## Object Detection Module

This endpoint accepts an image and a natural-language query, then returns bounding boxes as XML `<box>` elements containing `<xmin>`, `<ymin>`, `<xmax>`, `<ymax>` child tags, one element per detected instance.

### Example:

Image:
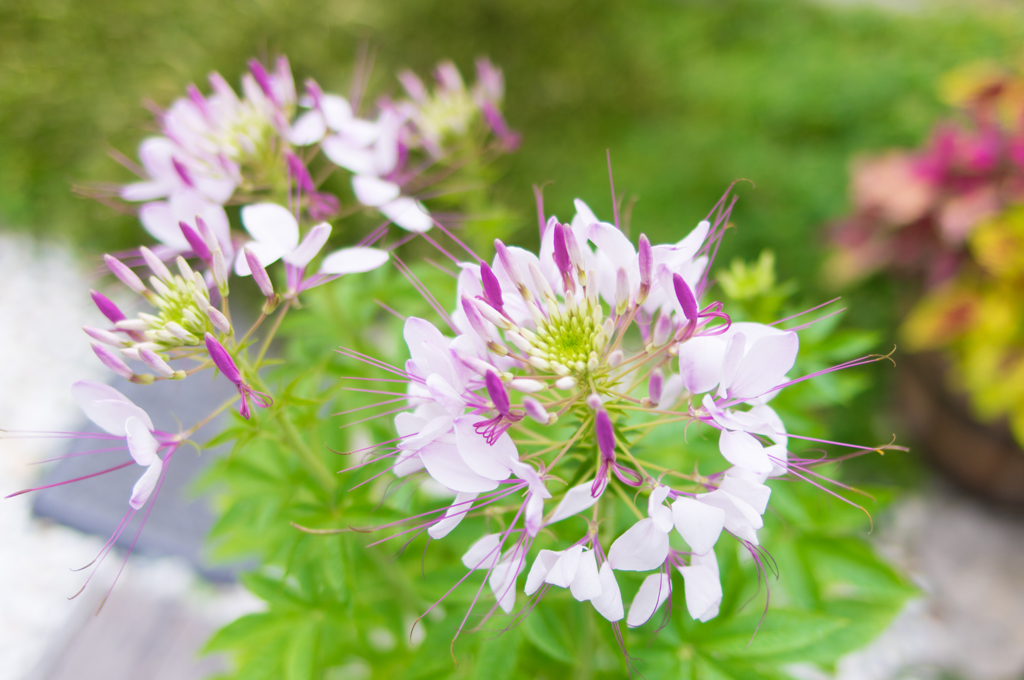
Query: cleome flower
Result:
<box><xmin>332</xmin><ymin>185</ymin><xmax>899</xmax><ymax>656</ymax></box>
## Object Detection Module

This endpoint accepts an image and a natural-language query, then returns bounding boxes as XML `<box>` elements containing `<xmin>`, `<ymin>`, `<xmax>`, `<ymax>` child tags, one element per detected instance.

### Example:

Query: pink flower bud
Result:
<box><xmin>205</xmin><ymin>306</ymin><xmax>231</xmax><ymax>333</ymax></box>
<box><xmin>596</xmin><ymin>409</ymin><xmax>616</xmax><ymax>463</ymax></box>
<box><xmin>90</xmin><ymin>290</ymin><xmax>125</xmax><ymax>323</ymax></box>
<box><xmin>553</xmin><ymin>223</ymin><xmax>572</xmax><ymax>275</ymax></box>
<box><xmin>139</xmin><ymin>348</ymin><xmax>175</xmax><ymax>378</ymax></box>
<box><xmin>92</xmin><ymin>343</ymin><xmax>133</xmax><ymax>380</ymax></box>
<box><xmin>479</xmin><ymin>262</ymin><xmax>504</xmax><ymax>310</ymax></box>
<box><xmin>139</xmin><ymin>246</ymin><xmax>172</xmax><ymax>281</ymax></box>
<box><xmin>83</xmin><ymin>326</ymin><xmax>125</xmax><ymax>347</ymax></box>
<box><xmin>648</xmin><ymin>368</ymin><xmax>664</xmax><ymax>406</ymax></box>
<box><xmin>673</xmin><ymin>273</ymin><xmax>698</xmax><ymax>321</ymax></box>
<box><xmin>638</xmin><ymin>234</ymin><xmax>652</xmax><ymax>301</ymax></box>
<box><xmin>179</xmin><ymin>221</ymin><xmax>212</xmax><ymax>262</ymax></box>
<box><xmin>245</xmin><ymin>248</ymin><xmax>274</xmax><ymax>298</ymax></box>
<box><xmin>523</xmin><ymin>397</ymin><xmax>550</xmax><ymax>424</ymax></box>
<box><xmin>461</xmin><ymin>297</ymin><xmax>492</xmax><ymax>343</ymax></box>
<box><xmin>104</xmin><ymin>255</ymin><xmax>147</xmax><ymax>295</ymax></box>
<box><xmin>204</xmin><ymin>333</ymin><xmax>241</xmax><ymax>385</ymax></box>
<box><xmin>485</xmin><ymin>371</ymin><xmax>511</xmax><ymax>416</ymax></box>
<box><xmin>653</xmin><ymin>313</ymin><xmax>674</xmax><ymax>346</ymax></box>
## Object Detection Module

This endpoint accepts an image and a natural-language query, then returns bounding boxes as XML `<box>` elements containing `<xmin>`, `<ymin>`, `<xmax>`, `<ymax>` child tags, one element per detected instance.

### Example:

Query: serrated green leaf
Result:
<box><xmin>204</xmin><ymin>612</ymin><xmax>300</xmax><ymax>653</ymax></box>
<box><xmin>285</xmin><ymin>620</ymin><xmax>319</xmax><ymax>680</ymax></box>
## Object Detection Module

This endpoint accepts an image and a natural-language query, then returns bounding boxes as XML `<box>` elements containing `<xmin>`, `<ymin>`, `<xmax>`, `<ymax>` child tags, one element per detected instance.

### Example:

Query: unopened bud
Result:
<box><xmin>140</xmin><ymin>246</ymin><xmax>173</xmax><ymax>281</ymax></box>
<box><xmin>554</xmin><ymin>376</ymin><xmax>577</xmax><ymax>390</ymax></box>
<box><xmin>205</xmin><ymin>306</ymin><xmax>231</xmax><ymax>333</ymax></box>
<box><xmin>672</xmin><ymin>273</ymin><xmax>698</xmax><ymax>321</ymax></box>
<box><xmin>139</xmin><ymin>348</ymin><xmax>175</xmax><ymax>378</ymax></box>
<box><xmin>510</xmin><ymin>379</ymin><xmax>545</xmax><ymax>393</ymax></box>
<box><xmin>637</xmin><ymin>234</ymin><xmax>652</xmax><ymax>303</ymax></box>
<box><xmin>648</xmin><ymin>368</ymin><xmax>664</xmax><ymax>406</ymax></box>
<box><xmin>90</xmin><ymin>290</ymin><xmax>126</xmax><ymax>323</ymax></box>
<box><xmin>180</xmin><ymin>221</ymin><xmax>212</xmax><ymax>262</ymax></box>
<box><xmin>91</xmin><ymin>343</ymin><xmax>133</xmax><ymax>380</ymax></box>
<box><xmin>83</xmin><ymin>326</ymin><xmax>125</xmax><ymax>348</ymax></box>
<box><xmin>484</xmin><ymin>371</ymin><xmax>511</xmax><ymax>416</ymax></box>
<box><xmin>523</xmin><ymin>397</ymin><xmax>551</xmax><ymax>425</ymax></box>
<box><xmin>104</xmin><ymin>255</ymin><xmax>147</xmax><ymax>295</ymax></box>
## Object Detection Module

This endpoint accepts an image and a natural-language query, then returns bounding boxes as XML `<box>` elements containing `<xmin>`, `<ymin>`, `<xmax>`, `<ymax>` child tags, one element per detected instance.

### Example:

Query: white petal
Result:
<box><xmin>677</xmin><ymin>335</ymin><xmax>726</xmax><ymax>395</ymax></box>
<box><xmin>547</xmin><ymin>481</ymin><xmax>601</xmax><ymax>525</ymax></box>
<box><xmin>590</xmin><ymin>562</ymin><xmax>624</xmax><ymax>621</ymax></box>
<box><xmin>124</xmin><ymin>416</ymin><xmax>159</xmax><ymax>466</ymax></box>
<box><xmin>544</xmin><ymin>544</ymin><xmax>583</xmax><ymax>588</ymax></box>
<box><xmin>129</xmin><ymin>459</ymin><xmax>163</xmax><ymax>510</ymax></box>
<box><xmin>571</xmin><ymin>199</ymin><xmax>600</xmax><ymax>230</ymax></box>
<box><xmin>627</xmin><ymin>573</ymin><xmax>672</xmax><ymax>628</ymax></box>
<box><xmin>525</xmin><ymin>492</ymin><xmax>545</xmax><ymax>537</ymax></box>
<box><xmin>427</xmin><ymin>492</ymin><xmax>478</xmax><ymax>540</ymax></box>
<box><xmin>729</xmin><ymin>331</ymin><xmax>799</xmax><ymax>401</ymax></box>
<box><xmin>719</xmin><ymin>430</ymin><xmax>773</xmax><ymax>475</ymax></box>
<box><xmin>679</xmin><ymin>553</ymin><xmax>722</xmax><ymax>622</ymax></box>
<box><xmin>138</xmin><ymin>201</ymin><xmax>191</xmax><ymax>251</ymax></box>
<box><xmin>659</xmin><ymin>373</ymin><xmax>684</xmax><ymax>410</ymax></box>
<box><xmin>462</xmin><ymin>533</ymin><xmax>502</xmax><ymax>570</ymax></box>
<box><xmin>321</xmin><ymin>135</ymin><xmax>378</xmax><ymax>174</ymax></box>
<box><xmin>321</xmin><ymin>95</ymin><xmax>354</xmax><ymax>131</ymax></box>
<box><xmin>121</xmin><ymin>181</ymin><xmax>170</xmax><ymax>202</ymax></box>
<box><xmin>419</xmin><ymin>440</ymin><xmax>498</xmax><ymax>493</ymax></box>
<box><xmin>320</xmin><ymin>246</ymin><xmax>390</xmax><ymax>274</ymax></box>
<box><xmin>489</xmin><ymin>545</ymin><xmax>526</xmax><ymax>613</ymax></box>
<box><xmin>607</xmin><ymin>518</ymin><xmax>671</xmax><ymax>572</ymax></box>
<box><xmin>289</xmin><ymin>111</ymin><xmax>327</xmax><ymax>145</ymax></box>
<box><xmin>352</xmin><ymin>175</ymin><xmax>401</xmax><ymax>207</ymax></box>
<box><xmin>671</xmin><ymin>497</ymin><xmax>725</xmax><ymax>556</ymax></box>
<box><xmin>234</xmin><ymin>240</ymin><xmax>289</xmax><ymax>276</ymax></box>
<box><xmin>648</xmin><ymin>485</ymin><xmax>674</xmax><ymax>532</ymax></box>
<box><xmin>240</xmin><ymin>203</ymin><xmax>300</xmax><ymax>251</ymax></box>
<box><xmin>525</xmin><ymin>550</ymin><xmax>560</xmax><ymax>595</ymax></box>
<box><xmin>569</xmin><ymin>550</ymin><xmax>603</xmax><ymax>601</ymax></box>
<box><xmin>380</xmin><ymin>197</ymin><xmax>433</xmax><ymax>232</ymax></box>
<box><xmin>284</xmin><ymin>223</ymin><xmax>332</xmax><ymax>267</ymax></box>
<box><xmin>719</xmin><ymin>475</ymin><xmax>771</xmax><ymax>515</ymax></box>
<box><xmin>453</xmin><ymin>415</ymin><xmax>517</xmax><ymax>480</ymax></box>
<box><xmin>71</xmin><ymin>380</ymin><xmax>152</xmax><ymax>435</ymax></box>
<box><xmin>698</xmin><ymin>489</ymin><xmax>763</xmax><ymax>545</ymax></box>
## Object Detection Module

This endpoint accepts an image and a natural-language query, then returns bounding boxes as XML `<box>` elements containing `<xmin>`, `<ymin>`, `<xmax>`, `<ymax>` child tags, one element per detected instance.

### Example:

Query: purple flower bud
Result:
<box><xmin>245</xmin><ymin>248</ymin><xmax>274</xmax><ymax>298</ymax></box>
<box><xmin>286</xmin><ymin>152</ymin><xmax>315</xmax><ymax>192</ymax></box>
<box><xmin>461</xmin><ymin>297</ymin><xmax>491</xmax><ymax>342</ymax></box>
<box><xmin>205</xmin><ymin>306</ymin><xmax>231</xmax><ymax>334</ymax></box>
<box><xmin>673</xmin><ymin>273</ymin><xmax>698</xmax><ymax>321</ymax></box>
<box><xmin>523</xmin><ymin>397</ymin><xmax>549</xmax><ymax>424</ymax></box>
<box><xmin>83</xmin><ymin>326</ymin><xmax>125</xmax><ymax>347</ymax></box>
<box><xmin>494</xmin><ymin>240</ymin><xmax>525</xmax><ymax>290</ymax></box>
<box><xmin>248</xmin><ymin>59</ymin><xmax>276</xmax><ymax>103</ymax></box>
<box><xmin>553</xmin><ymin>223</ymin><xmax>571</xmax><ymax>275</ymax></box>
<box><xmin>304</xmin><ymin>78</ymin><xmax>324</xmax><ymax>109</ymax></box>
<box><xmin>596</xmin><ymin>409</ymin><xmax>616</xmax><ymax>463</ymax></box>
<box><xmin>92</xmin><ymin>343</ymin><xmax>133</xmax><ymax>380</ymax></box>
<box><xmin>139</xmin><ymin>246</ymin><xmax>172</xmax><ymax>281</ymax></box>
<box><xmin>139</xmin><ymin>348</ymin><xmax>175</xmax><ymax>378</ymax></box>
<box><xmin>204</xmin><ymin>333</ymin><xmax>241</xmax><ymax>385</ymax></box>
<box><xmin>180</xmin><ymin>221</ymin><xmax>212</xmax><ymax>262</ymax></box>
<box><xmin>308</xmin><ymin>192</ymin><xmax>340</xmax><ymax>221</ymax></box>
<box><xmin>587</xmin><ymin>393</ymin><xmax>603</xmax><ymax>410</ymax></box>
<box><xmin>194</xmin><ymin>215</ymin><xmax>217</xmax><ymax>251</ymax></box>
<box><xmin>653</xmin><ymin>313</ymin><xmax>673</xmax><ymax>346</ymax></box>
<box><xmin>171</xmin><ymin>157</ymin><xmax>195</xmax><ymax>188</ymax></box>
<box><xmin>479</xmin><ymin>261</ymin><xmax>504</xmax><ymax>310</ymax></box>
<box><xmin>638</xmin><ymin>234</ymin><xmax>652</xmax><ymax>297</ymax></box>
<box><xmin>187</xmin><ymin>84</ymin><xmax>210</xmax><ymax>119</ymax></box>
<box><xmin>104</xmin><ymin>255</ymin><xmax>147</xmax><ymax>295</ymax></box>
<box><xmin>648</xmin><ymin>368</ymin><xmax>664</xmax><ymax>406</ymax></box>
<box><xmin>90</xmin><ymin>290</ymin><xmax>125</xmax><ymax>323</ymax></box>
<box><xmin>485</xmin><ymin>371</ymin><xmax>511</xmax><ymax>417</ymax></box>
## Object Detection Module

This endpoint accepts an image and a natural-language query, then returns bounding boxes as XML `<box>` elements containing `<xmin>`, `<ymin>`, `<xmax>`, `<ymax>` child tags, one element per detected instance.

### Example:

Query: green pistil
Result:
<box><xmin>145</xmin><ymin>275</ymin><xmax>211</xmax><ymax>347</ymax></box>
<box><xmin>531</xmin><ymin>305</ymin><xmax>607</xmax><ymax>375</ymax></box>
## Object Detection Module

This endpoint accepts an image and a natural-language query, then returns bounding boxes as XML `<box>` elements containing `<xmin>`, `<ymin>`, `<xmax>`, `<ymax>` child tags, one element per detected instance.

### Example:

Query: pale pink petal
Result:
<box><xmin>462</xmin><ymin>534</ymin><xmax>502</xmax><ymax>570</ymax></box>
<box><xmin>352</xmin><ymin>175</ymin><xmax>401</xmax><ymax>207</ymax></box>
<box><xmin>138</xmin><ymin>201</ymin><xmax>191</xmax><ymax>251</ymax></box>
<box><xmin>427</xmin><ymin>491</ymin><xmax>478</xmax><ymax>539</ymax></box>
<box><xmin>719</xmin><ymin>430</ymin><xmax>773</xmax><ymax>475</ymax></box>
<box><xmin>698</xmin><ymin>489</ymin><xmax>763</xmax><ymax>545</ymax></box>
<box><xmin>671</xmin><ymin>497</ymin><xmax>725</xmax><ymax>556</ymax></box>
<box><xmin>547</xmin><ymin>481</ymin><xmax>601</xmax><ymax>525</ymax></box>
<box><xmin>289</xmin><ymin>111</ymin><xmax>327</xmax><ymax>145</ymax></box>
<box><xmin>571</xmin><ymin>199</ymin><xmax>600</xmax><ymax>231</ymax></box>
<box><xmin>679</xmin><ymin>551</ymin><xmax>722</xmax><ymax>622</ymax></box>
<box><xmin>234</xmin><ymin>240</ymin><xmax>290</xmax><ymax>276</ymax></box>
<box><xmin>284</xmin><ymin>223</ymin><xmax>332</xmax><ymax>267</ymax></box>
<box><xmin>321</xmin><ymin>95</ymin><xmax>354</xmax><ymax>131</ymax></box>
<box><xmin>590</xmin><ymin>562</ymin><xmax>624</xmax><ymax>621</ymax></box>
<box><xmin>240</xmin><ymin>203</ymin><xmax>300</xmax><ymax>251</ymax></box>
<box><xmin>729</xmin><ymin>331</ymin><xmax>799</xmax><ymax>402</ymax></box>
<box><xmin>658</xmin><ymin>374</ymin><xmax>684</xmax><ymax>410</ymax></box>
<box><xmin>648</xmin><ymin>485</ymin><xmax>673</xmax><ymax>532</ymax></box>
<box><xmin>626</xmin><ymin>573</ymin><xmax>672</xmax><ymax>627</ymax></box>
<box><xmin>320</xmin><ymin>247</ymin><xmax>390</xmax><ymax>274</ymax></box>
<box><xmin>124</xmin><ymin>416</ymin><xmax>159</xmax><ymax>466</ymax></box>
<box><xmin>525</xmin><ymin>492</ymin><xmax>545</xmax><ymax>537</ymax></box>
<box><xmin>129</xmin><ymin>459</ymin><xmax>162</xmax><ymax>510</ymax></box>
<box><xmin>719</xmin><ymin>475</ymin><xmax>771</xmax><ymax>515</ymax></box>
<box><xmin>544</xmin><ymin>544</ymin><xmax>583</xmax><ymax>588</ymax></box>
<box><xmin>568</xmin><ymin>549</ymin><xmax>603</xmax><ymax>601</ymax></box>
<box><xmin>525</xmin><ymin>550</ymin><xmax>560</xmax><ymax>595</ymax></box>
<box><xmin>489</xmin><ymin>544</ymin><xmax>526</xmax><ymax>613</ymax></box>
<box><xmin>454</xmin><ymin>415</ymin><xmax>517</xmax><ymax>480</ymax></box>
<box><xmin>419</xmin><ymin>440</ymin><xmax>498</xmax><ymax>493</ymax></box>
<box><xmin>71</xmin><ymin>380</ymin><xmax>152</xmax><ymax>435</ymax></box>
<box><xmin>321</xmin><ymin>135</ymin><xmax>377</xmax><ymax>174</ymax></box>
<box><xmin>380</xmin><ymin>197</ymin><xmax>433</xmax><ymax>232</ymax></box>
<box><xmin>677</xmin><ymin>335</ymin><xmax>726</xmax><ymax>395</ymax></box>
<box><xmin>607</xmin><ymin>518</ymin><xmax>670</xmax><ymax>572</ymax></box>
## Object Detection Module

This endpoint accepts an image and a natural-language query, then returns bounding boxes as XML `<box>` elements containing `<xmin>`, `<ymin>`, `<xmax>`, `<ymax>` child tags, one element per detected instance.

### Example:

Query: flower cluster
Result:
<box><xmin>827</xmin><ymin>61</ymin><xmax>1024</xmax><ymax>445</ymax></box>
<box><xmin>341</xmin><ymin>191</ymin><xmax>893</xmax><ymax>643</ymax></box>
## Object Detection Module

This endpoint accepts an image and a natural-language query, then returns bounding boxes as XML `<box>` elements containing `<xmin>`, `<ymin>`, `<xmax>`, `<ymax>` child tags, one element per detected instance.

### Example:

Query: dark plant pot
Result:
<box><xmin>898</xmin><ymin>352</ymin><xmax>1024</xmax><ymax>506</ymax></box>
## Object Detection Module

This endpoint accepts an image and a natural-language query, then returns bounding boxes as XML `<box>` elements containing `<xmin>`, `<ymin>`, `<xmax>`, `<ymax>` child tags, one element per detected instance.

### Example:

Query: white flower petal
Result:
<box><xmin>544</xmin><ymin>544</ymin><xmax>583</xmax><ymax>588</ymax></box>
<box><xmin>671</xmin><ymin>497</ymin><xmax>725</xmax><ymax>556</ymax></box>
<box><xmin>380</xmin><ymin>197</ymin><xmax>433</xmax><ymax>232</ymax></box>
<box><xmin>489</xmin><ymin>545</ymin><xmax>526</xmax><ymax>614</ymax></box>
<box><xmin>569</xmin><ymin>549</ymin><xmax>603</xmax><ymax>601</ymax></box>
<box><xmin>352</xmin><ymin>175</ymin><xmax>401</xmax><ymax>207</ymax></box>
<box><xmin>463</xmin><ymin>534</ymin><xmax>502</xmax><ymax>570</ymax></box>
<box><xmin>453</xmin><ymin>415</ymin><xmax>518</xmax><ymax>480</ymax></box>
<box><xmin>289</xmin><ymin>110</ymin><xmax>327</xmax><ymax>145</ymax></box>
<box><xmin>627</xmin><ymin>573</ymin><xmax>672</xmax><ymax>628</ymax></box>
<box><xmin>547</xmin><ymin>481</ymin><xmax>601</xmax><ymax>525</ymax></box>
<box><xmin>607</xmin><ymin>518</ymin><xmax>671</xmax><ymax>572</ymax></box>
<box><xmin>129</xmin><ymin>458</ymin><xmax>162</xmax><ymax>510</ymax></box>
<box><xmin>71</xmin><ymin>380</ymin><xmax>152</xmax><ymax>435</ymax></box>
<box><xmin>677</xmin><ymin>335</ymin><xmax>726</xmax><ymax>395</ymax></box>
<box><xmin>590</xmin><ymin>562</ymin><xmax>624</xmax><ymax>622</ymax></box>
<box><xmin>234</xmin><ymin>240</ymin><xmax>290</xmax><ymax>276</ymax></box>
<box><xmin>419</xmin><ymin>440</ymin><xmax>498</xmax><ymax>493</ymax></box>
<box><xmin>321</xmin><ymin>135</ymin><xmax>378</xmax><ymax>174</ymax></box>
<box><xmin>283</xmin><ymin>223</ymin><xmax>332</xmax><ymax>267</ymax></box>
<box><xmin>679</xmin><ymin>551</ymin><xmax>722</xmax><ymax>622</ymax></box>
<box><xmin>427</xmin><ymin>491</ymin><xmax>478</xmax><ymax>540</ymax></box>
<box><xmin>719</xmin><ymin>475</ymin><xmax>771</xmax><ymax>515</ymax></box>
<box><xmin>648</xmin><ymin>485</ymin><xmax>674</xmax><ymax>532</ymax></box>
<box><xmin>319</xmin><ymin>247</ymin><xmax>390</xmax><ymax>275</ymax></box>
<box><xmin>240</xmin><ymin>203</ymin><xmax>300</xmax><ymax>251</ymax></box>
<box><xmin>124</xmin><ymin>416</ymin><xmax>159</xmax><ymax>466</ymax></box>
<box><xmin>525</xmin><ymin>550</ymin><xmax>560</xmax><ymax>595</ymax></box>
<box><xmin>729</xmin><ymin>331</ymin><xmax>799</xmax><ymax>402</ymax></box>
<box><xmin>320</xmin><ymin>95</ymin><xmax>354</xmax><ymax>131</ymax></box>
<box><xmin>719</xmin><ymin>430</ymin><xmax>773</xmax><ymax>475</ymax></box>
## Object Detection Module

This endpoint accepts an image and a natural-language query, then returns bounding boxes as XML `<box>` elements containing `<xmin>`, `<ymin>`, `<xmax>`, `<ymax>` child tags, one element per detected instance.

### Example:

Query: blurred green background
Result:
<box><xmin>4</xmin><ymin>0</ymin><xmax>1024</xmax><ymax>467</ymax></box>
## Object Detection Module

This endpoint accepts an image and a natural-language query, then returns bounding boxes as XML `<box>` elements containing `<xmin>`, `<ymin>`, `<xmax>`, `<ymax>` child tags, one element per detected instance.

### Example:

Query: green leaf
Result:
<box><xmin>284</xmin><ymin>620</ymin><xmax>319</xmax><ymax>680</ymax></box>
<box><xmin>471</xmin><ymin>629</ymin><xmax>521</xmax><ymax>680</ymax></box>
<box><xmin>522</xmin><ymin>606</ymin><xmax>574</xmax><ymax>665</ymax></box>
<box><xmin>204</xmin><ymin>612</ymin><xmax>300</xmax><ymax>653</ymax></box>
